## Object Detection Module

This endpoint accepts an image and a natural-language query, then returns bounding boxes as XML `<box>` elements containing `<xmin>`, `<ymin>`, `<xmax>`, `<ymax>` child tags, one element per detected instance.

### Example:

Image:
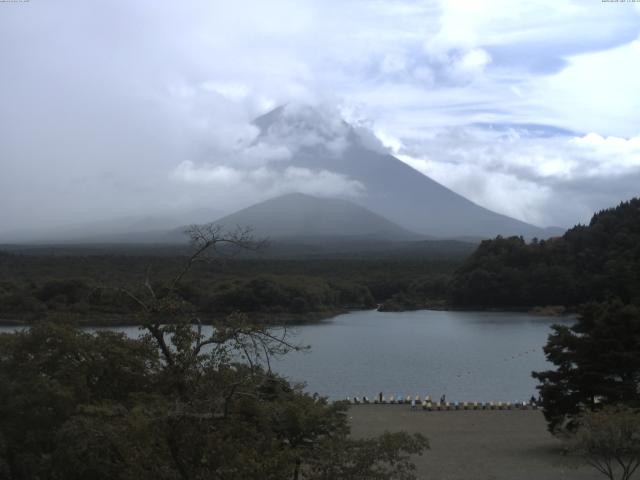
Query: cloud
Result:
<box><xmin>258</xmin><ymin>104</ymin><xmax>352</xmax><ymax>157</ymax></box>
<box><xmin>172</xmin><ymin>162</ymin><xmax>365</xmax><ymax>198</ymax></box>
<box><xmin>171</xmin><ymin>100</ymin><xmax>367</xmax><ymax>202</ymax></box>
<box><xmin>0</xmin><ymin>0</ymin><xmax>639</xmax><ymax>231</ymax></box>
<box><xmin>525</xmin><ymin>38</ymin><xmax>640</xmax><ymax>137</ymax></box>
<box><xmin>570</xmin><ymin>133</ymin><xmax>640</xmax><ymax>173</ymax></box>
<box><xmin>447</xmin><ymin>48</ymin><xmax>492</xmax><ymax>83</ymax></box>
<box><xmin>395</xmin><ymin>126</ymin><xmax>640</xmax><ymax>227</ymax></box>
<box><xmin>173</xmin><ymin>163</ymin><xmax>244</xmax><ymax>185</ymax></box>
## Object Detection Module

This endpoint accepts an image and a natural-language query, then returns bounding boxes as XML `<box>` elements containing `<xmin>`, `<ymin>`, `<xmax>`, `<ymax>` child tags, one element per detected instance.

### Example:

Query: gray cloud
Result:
<box><xmin>0</xmin><ymin>0</ymin><xmax>639</xmax><ymax>232</ymax></box>
<box><xmin>396</xmin><ymin>127</ymin><xmax>640</xmax><ymax>227</ymax></box>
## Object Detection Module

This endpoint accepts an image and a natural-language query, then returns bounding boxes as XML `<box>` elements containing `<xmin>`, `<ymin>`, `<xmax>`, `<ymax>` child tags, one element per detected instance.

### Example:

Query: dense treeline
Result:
<box><xmin>4</xmin><ymin>198</ymin><xmax>639</xmax><ymax>320</ymax></box>
<box><xmin>0</xmin><ymin>253</ymin><xmax>460</xmax><ymax>324</ymax></box>
<box><xmin>450</xmin><ymin>198</ymin><xmax>640</xmax><ymax>308</ymax></box>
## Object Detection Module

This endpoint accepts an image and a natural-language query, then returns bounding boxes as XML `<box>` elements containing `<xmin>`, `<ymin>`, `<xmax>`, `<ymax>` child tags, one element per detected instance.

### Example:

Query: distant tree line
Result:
<box><xmin>450</xmin><ymin>198</ymin><xmax>640</xmax><ymax>309</ymax></box>
<box><xmin>0</xmin><ymin>254</ymin><xmax>459</xmax><ymax>324</ymax></box>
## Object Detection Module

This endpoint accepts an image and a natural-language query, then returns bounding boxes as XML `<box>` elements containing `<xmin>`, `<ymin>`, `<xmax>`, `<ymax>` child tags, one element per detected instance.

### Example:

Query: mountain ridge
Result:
<box><xmin>1</xmin><ymin>105</ymin><xmax>567</xmax><ymax>244</ymax></box>
<box><xmin>207</xmin><ymin>192</ymin><xmax>424</xmax><ymax>241</ymax></box>
<box><xmin>254</xmin><ymin>105</ymin><xmax>565</xmax><ymax>239</ymax></box>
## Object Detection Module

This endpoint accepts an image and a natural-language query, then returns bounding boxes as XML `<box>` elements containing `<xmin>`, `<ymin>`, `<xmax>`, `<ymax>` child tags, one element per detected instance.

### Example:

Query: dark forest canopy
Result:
<box><xmin>0</xmin><ymin>252</ymin><xmax>461</xmax><ymax>325</ymax></box>
<box><xmin>450</xmin><ymin>198</ymin><xmax>640</xmax><ymax>309</ymax></box>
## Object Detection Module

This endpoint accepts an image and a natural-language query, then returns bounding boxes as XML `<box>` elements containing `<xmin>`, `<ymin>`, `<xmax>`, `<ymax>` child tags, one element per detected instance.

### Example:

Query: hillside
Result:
<box><xmin>254</xmin><ymin>105</ymin><xmax>564</xmax><ymax>239</ymax></box>
<box><xmin>209</xmin><ymin>192</ymin><xmax>422</xmax><ymax>241</ymax></box>
<box><xmin>449</xmin><ymin>198</ymin><xmax>640</xmax><ymax>308</ymax></box>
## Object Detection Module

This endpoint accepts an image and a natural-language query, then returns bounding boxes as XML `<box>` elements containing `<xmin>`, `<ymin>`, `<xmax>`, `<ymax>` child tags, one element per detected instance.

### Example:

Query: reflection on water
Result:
<box><xmin>0</xmin><ymin>309</ymin><xmax>573</xmax><ymax>402</ymax></box>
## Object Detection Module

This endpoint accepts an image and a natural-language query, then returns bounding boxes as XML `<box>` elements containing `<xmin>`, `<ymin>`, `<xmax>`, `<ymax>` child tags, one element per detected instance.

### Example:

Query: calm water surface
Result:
<box><xmin>1</xmin><ymin>309</ymin><xmax>572</xmax><ymax>402</ymax></box>
<box><xmin>270</xmin><ymin>309</ymin><xmax>572</xmax><ymax>402</ymax></box>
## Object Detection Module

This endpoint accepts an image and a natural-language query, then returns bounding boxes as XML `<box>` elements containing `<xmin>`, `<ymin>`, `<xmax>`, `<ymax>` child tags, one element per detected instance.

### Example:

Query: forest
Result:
<box><xmin>2</xmin><ymin>198</ymin><xmax>639</xmax><ymax>325</ymax></box>
<box><xmin>0</xmin><ymin>247</ymin><xmax>463</xmax><ymax>325</ymax></box>
<box><xmin>449</xmin><ymin>198</ymin><xmax>640</xmax><ymax>309</ymax></box>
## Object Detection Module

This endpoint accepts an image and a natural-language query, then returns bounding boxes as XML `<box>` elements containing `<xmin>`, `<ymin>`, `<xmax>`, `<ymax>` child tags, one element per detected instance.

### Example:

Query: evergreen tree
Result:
<box><xmin>533</xmin><ymin>300</ymin><xmax>640</xmax><ymax>433</ymax></box>
<box><xmin>451</xmin><ymin>198</ymin><xmax>640</xmax><ymax>308</ymax></box>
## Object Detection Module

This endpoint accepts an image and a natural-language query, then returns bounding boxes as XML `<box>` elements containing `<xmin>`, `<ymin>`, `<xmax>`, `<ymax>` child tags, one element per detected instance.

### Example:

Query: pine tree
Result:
<box><xmin>533</xmin><ymin>300</ymin><xmax>640</xmax><ymax>433</ymax></box>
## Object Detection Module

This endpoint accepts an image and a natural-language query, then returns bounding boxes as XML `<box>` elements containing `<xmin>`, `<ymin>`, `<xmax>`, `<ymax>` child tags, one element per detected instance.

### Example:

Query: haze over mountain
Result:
<box><xmin>0</xmin><ymin>208</ymin><xmax>223</xmax><ymax>244</ymax></box>
<box><xmin>2</xmin><ymin>2</ymin><xmax>638</xmax><ymax>238</ymax></box>
<box><xmin>252</xmin><ymin>105</ymin><xmax>564</xmax><ymax>239</ymax></box>
<box><xmin>209</xmin><ymin>192</ymin><xmax>421</xmax><ymax>241</ymax></box>
<box><xmin>0</xmin><ymin>104</ymin><xmax>566</xmax><ymax>245</ymax></box>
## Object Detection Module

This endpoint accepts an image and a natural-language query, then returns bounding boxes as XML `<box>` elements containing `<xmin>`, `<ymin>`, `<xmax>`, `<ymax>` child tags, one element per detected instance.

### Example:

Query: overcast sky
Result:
<box><xmin>1</xmin><ymin>0</ymin><xmax>639</xmax><ymax>232</ymax></box>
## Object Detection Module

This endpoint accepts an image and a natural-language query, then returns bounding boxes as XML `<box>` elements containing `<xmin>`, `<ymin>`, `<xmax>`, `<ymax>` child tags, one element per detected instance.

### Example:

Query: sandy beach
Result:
<box><xmin>349</xmin><ymin>405</ymin><xmax>602</xmax><ymax>480</ymax></box>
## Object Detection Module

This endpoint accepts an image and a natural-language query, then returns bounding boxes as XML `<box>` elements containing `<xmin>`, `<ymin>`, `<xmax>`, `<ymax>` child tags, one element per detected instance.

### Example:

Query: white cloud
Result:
<box><xmin>173</xmin><ymin>162</ymin><xmax>243</xmax><ymax>184</ymax></box>
<box><xmin>527</xmin><ymin>38</ymin><xmax>640</xmax><ymax>137</ymax></box>
<box><xmin>395</xmin><ymin>126</ymin><xmax>640</xmax><ymax>227</ymax></box>
<box><xmin>0</xmin><ymin>0</ymin><xmax>639</xmax><ymax>230</ymax></box>
<box><xmin>172</xmin><ymin>161</ymin><xmax>365</xmax><ymax>199</ymax></box>
<box><xmin>448</xmin><ymin>48</ymin><xmax>492</xmax><ymax>82</ymax></box>
<box><xmin>279</xmin><ymin>167</ymin><xmax>365</xmax><ymax>197</ymax></box>
<box><xmin>573</xmin><ymin>132</ymin><xmax>640</xmax><ymax>156</ymax></box>
<box><xmin>201</xmin><ymin>81</ymin><xmax>251</xmax><ymax>102</ymax></box>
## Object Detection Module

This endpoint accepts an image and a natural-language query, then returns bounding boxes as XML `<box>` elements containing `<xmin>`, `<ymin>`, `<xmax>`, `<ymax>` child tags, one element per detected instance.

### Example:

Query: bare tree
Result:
<box><xmin>569</xmin><ymin>406</ymin><xmax>640</xmax><ymax>480</ymax></box>
<box><xmin>118</xmin><ymin>223</ymin><xmax>301</xmax><ymax>385</ymax></box>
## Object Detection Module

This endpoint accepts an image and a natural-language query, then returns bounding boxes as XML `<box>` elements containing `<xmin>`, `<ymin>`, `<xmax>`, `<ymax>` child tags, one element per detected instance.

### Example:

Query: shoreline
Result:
<box><xmin>0</xmin><ymin>305</ymin><xmax>576</xmax><ymax>328</ymax></box>
<box><xmin>379</xmin><ymin>304</ymin><xmax>577</xmax><ymax>316</ymax></box>
<box><xmin>0</xmin><ymin>309</ymin><xmax>348</xmax><ymax>328</ymax></box>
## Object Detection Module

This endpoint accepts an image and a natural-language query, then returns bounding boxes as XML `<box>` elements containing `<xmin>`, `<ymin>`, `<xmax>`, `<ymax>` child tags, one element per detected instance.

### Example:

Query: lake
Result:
<box><xmin>270</xmin><ymin>309</ymin><xmax>572</xmax><ymax>402</ymax></box>
<box><xmin>0</xmin><ymin>309</ymin><xmax>572</xmax><ymax>403</ymax></box>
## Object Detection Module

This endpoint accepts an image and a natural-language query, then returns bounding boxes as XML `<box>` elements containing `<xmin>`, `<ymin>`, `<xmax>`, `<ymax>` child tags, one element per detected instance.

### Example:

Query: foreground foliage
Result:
<box><xmin>569</xmin><ymin>406</ymin><xmax>640</xmax><ymax>480</ymax></box>
<box><xmin>0</xmin><ymin>225</ymin><xmax>427</xmax><ymax>479</ymax></box>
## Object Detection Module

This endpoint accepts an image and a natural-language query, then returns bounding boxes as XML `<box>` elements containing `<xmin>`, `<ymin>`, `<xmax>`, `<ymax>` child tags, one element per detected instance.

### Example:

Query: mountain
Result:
<box><xmin>254</xmin><ymin>105</ymin><xmax>564</xmax><ymax>239</ymax></box>
<box><xmin>210</xmin><ymin>192</ymin><xmax>422</xmax><ymax>241</ymax></box>
<box><xmin>2</xmin><ymin>105</ymin><xmax>565</xmax><ymax>245</ymax></box>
